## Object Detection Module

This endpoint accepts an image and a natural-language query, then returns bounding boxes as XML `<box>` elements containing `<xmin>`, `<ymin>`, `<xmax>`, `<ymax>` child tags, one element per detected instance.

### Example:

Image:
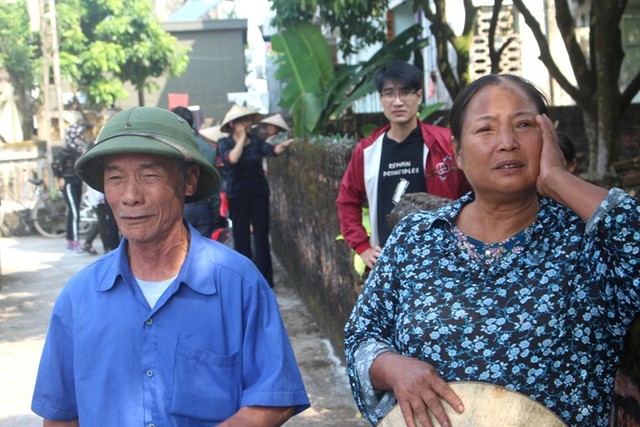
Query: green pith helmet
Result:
<box><xmin>75</xmin><ymin>107</ymin><xmax>220</xmax><ymax>203</ymax></box>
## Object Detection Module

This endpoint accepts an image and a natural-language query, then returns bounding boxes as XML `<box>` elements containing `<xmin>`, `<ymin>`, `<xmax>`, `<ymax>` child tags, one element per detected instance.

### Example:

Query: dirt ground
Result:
<box><xmin>0</xmin><ymin>235</ymin><xmax>368</xmax><ymax>427</ymax></box>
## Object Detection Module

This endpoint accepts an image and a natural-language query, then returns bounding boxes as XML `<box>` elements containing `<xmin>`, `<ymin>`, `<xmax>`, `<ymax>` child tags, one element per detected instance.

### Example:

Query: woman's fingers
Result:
<box><xmin>395</xmin><ymin>367</ymin><xmax>462</xmax><ymax>427</ymax></box>
<box><xmin>536</xmin><ymin>114</ymin><xmax>565</xmax><ymax>169</ymax></box>
<box><xmin>398</xmin><ymin>399</ymin><xmax>432</xmax><ymax>427</ymax></box>
<box><xmin>373</xmin><ymin>354</ymin><xmax>464</xmax><ymax>426</ymax></box>
<box><xmin>398</xmin><ymin>388</ymin><xmax>458</xmax><ymax>427</ymax></box>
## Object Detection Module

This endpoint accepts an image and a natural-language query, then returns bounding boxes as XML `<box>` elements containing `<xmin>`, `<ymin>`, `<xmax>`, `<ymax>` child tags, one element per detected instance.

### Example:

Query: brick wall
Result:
<box><xmin>269</xmin><ymin>141</ymin><xmax>361</xmax><ymax>357</ymax></box>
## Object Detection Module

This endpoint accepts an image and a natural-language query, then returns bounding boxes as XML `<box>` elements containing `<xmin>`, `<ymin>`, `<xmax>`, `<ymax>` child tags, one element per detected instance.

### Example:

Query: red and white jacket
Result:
<box><xmin>336</xmin><ymin>121</ymin><xmax>470</xmax><ymax>254</ymax></box>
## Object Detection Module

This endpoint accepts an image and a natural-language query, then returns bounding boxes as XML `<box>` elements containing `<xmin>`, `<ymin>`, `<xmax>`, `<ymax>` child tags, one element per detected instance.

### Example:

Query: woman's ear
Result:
<box><xmin>451</xmin><ymin>136</ymin><xmax>463</xmax><ymax>170</ymax></box>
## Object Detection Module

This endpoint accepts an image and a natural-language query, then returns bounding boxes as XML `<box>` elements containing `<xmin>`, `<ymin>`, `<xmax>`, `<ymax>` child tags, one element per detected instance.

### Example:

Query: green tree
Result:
<box><xmin>414</xmin><ymin>0</ymin><xmax>477</xmax><ymax>98</ymax></box>
<box><xmin>271</xmin><ymin>23</ymin><xmax>425</xmax><ymax>137</ymax></box>
<box><xmin>0</xmin><ymin>1</ymin><xmax>41</xmax><ymax>140</ymax></box>
<box><xmin>270</xmin><ymin>0</ymin><xmax>478</xmax><ymax>100</ymax></box>
<box><xmin>57</xmin><ymin>0</ymin><xmax>190</xmax><ymax>107</ymax></box>
<box><xmin>272</xmin><ymin>0</ymin><xmax>639</xmax><ymax>175</ymax></box>
<box><xmin>270</xmin><ymin>0</ymin><xmax>390</xmax><ymax>57</ymax></box>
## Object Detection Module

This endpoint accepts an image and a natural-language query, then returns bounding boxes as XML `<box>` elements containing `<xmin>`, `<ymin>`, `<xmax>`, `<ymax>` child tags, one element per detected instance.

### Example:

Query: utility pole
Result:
<box><xmin>48</xmin><ymin>0</ymin><xmax>65</xmax><ymax>147</ymax></box>
<box><xmin>37</xmin><ymin>0</ymin><xmax>65</xmax><ymax>188</ymax></box>
<box><xmin>27</xmin><ymin>0</ymin><xmax>64</xmax><ymax>185</ymax></box>
<box><xmin>38</xmin><ymin>0</ymin><xmax>52</xmax><ymax>163</ymax></box>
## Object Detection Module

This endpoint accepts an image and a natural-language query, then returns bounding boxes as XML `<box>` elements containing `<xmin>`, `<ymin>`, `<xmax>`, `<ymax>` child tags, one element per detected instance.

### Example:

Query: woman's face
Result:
<box><xmin>234</xmin><ymin>116</ymin><xmax>254</xmax><ymax>131</ymax></box>
<box><xmin>265</xmin><ymin>124</ymin><xmax>280</xmax><ymax>136</ymax></box>
<box><xmin>454</xmin><ymin>82</ymin><xmax>542</xmax><ymax>199</ymax></box>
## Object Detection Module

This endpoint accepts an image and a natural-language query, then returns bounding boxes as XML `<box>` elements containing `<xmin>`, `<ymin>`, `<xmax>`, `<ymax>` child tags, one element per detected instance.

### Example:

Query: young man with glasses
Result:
<box><xmin>336</xmin><ymin>61</ymin><xmax>470</xmax><ymax>269</ymax></box>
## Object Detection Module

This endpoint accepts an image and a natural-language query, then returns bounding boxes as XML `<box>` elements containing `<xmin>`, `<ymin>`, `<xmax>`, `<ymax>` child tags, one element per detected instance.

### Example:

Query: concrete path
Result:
<box><xmin>0</xmin><ymin>235</ymin><xmax>368</xmax><ymax>426</ymax></box>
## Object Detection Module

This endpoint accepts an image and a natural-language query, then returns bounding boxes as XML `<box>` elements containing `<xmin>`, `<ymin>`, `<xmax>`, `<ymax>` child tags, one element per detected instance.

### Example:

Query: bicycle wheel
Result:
<box><xmin>79</xmin><ymin>201</ymin><xmax>98</xmax><ymax>236</ymax></box>
<box><xmin>32</xmin><ymin>193</ymin><xmax>67</xmax><ymax>238</ymax></box>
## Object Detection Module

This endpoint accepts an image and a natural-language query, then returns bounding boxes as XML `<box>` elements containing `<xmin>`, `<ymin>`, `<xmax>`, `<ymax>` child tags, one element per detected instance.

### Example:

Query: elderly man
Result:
<box><xmin>32</xmin><ymin>107</ymin><xmax>309</xmax><ymax>427</ymax></box>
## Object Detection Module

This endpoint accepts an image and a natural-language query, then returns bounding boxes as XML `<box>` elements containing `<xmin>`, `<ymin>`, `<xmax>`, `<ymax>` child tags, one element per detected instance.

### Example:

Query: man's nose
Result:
<box><xmin>121</xmin><ymin>178</ymin><xmax>144</xmax><ymax>205</ymax></box>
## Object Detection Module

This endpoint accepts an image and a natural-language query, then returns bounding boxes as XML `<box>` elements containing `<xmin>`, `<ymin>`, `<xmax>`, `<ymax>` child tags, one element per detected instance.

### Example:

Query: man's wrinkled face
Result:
<box><xmin>103</xmin><ymin>153</ymin><xmax>198</xmax><ymax>244</ymax></box>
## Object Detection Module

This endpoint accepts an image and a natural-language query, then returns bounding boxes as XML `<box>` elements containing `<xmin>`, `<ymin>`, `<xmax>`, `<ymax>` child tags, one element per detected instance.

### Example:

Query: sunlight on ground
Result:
<box><xmin>1</xmin><ymin>237</ymin><xmax>65</xmax><ymax>275</ymax></box>
<box><xmin>0</xmin><ymin>338</ymin><xmax>42</xmax><ymax>421</ymax></box>
<box><xmin>0</xmin><ymin>291</ymin><xmax>36</xmax><ymax>320</ymax></box>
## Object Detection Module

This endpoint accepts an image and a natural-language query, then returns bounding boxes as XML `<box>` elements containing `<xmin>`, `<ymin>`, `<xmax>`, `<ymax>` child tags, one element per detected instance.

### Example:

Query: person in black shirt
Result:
<box><xmin>217</xmin><ymin>105</ymin><xmax>293</xmax><ymax>286</ymax></box>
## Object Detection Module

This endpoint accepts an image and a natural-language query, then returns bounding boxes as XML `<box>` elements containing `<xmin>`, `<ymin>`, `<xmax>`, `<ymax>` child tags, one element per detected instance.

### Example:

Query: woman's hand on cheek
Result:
<box><xmin>535</xmin><ymin>114</ymin><xmax>569</xmax><ymax>197</ymax></box>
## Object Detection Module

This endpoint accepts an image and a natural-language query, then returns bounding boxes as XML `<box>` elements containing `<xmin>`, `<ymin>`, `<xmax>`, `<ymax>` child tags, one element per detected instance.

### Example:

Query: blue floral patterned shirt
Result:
<box><xmin>344</xmin><ymin>188</ymin><xmax>640</xmax><ymax>426</ymax></box>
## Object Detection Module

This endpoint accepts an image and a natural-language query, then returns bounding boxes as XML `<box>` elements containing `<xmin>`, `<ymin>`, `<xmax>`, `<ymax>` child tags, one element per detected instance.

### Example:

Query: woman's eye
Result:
<box><xmin>517</xmin><ymin>121</ymin><xmax>533</xmax><ymax>128</ymax></box>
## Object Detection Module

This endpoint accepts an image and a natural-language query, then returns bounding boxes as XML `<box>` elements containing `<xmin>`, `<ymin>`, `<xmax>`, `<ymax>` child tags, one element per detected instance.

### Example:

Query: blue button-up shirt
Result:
<box><xmin>32</xmin><ymin>224</ymin><xmax>309</xmax><ymax>425</ymax></box>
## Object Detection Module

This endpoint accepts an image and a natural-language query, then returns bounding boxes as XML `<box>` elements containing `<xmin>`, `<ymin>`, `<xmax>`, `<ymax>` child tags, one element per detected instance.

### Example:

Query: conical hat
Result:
<box><xmin>220</xmin><ymin>104</ymin><xmax>259</xmax><ymax>132</ymax></box>
<box><xmin>199</xmin><ymin>125</ymin><xmax>227</xmax><ymax>142</ymax></box>
<box><xmin>260</xmin><ymin>113</ymin><xmax>289</xmax><ymax>132</ymax></box>
<box><xmin>378</xmin><ymin>382</ymin><xmax>567</xmax><ymax>427</ymax></box>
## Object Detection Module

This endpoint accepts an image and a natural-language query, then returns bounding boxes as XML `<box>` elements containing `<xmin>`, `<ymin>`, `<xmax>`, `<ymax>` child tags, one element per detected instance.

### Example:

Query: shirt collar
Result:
<box><xmin>95</xmin><ymin>222</ymin><xmax>217</xmax><ymax>296</ymax></box>
<box><xmin>418</xmin><ymin>192</ymin><xmax>550</xmax><ymax>235</ymax></box>
<box><xmin>417</xmin><ymin>191</ymin><xmax>474</xmax><ymax>232</ymax></box>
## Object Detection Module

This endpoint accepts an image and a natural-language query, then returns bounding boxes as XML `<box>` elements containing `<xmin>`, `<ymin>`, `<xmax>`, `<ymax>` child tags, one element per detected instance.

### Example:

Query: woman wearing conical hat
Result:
<box><xmin>217</xmin><ymin>105</ymin><xmax>294</xmax><ymax>287</ymax></box>
<box><xmin>260</xmin><ymin>113</ymin><xmax>290</xmax><ymax>143</ymax></box>
<box><xmin>259</xmin><ymin>113</ymin><xmax>293</xmax><ymax>173</ymax></box>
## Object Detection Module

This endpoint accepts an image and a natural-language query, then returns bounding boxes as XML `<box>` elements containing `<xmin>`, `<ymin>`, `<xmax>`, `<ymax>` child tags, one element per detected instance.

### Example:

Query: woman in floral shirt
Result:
<box><xmin>344</xmin><ymin>74</ymin><xmax>640</xmax><ymax>427</ymax></box>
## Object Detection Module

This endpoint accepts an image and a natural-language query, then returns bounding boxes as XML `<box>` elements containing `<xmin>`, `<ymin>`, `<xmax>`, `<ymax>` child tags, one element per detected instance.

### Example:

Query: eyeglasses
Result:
<box><xmin>379</xmin><ymin>88</ymin><xmax>419</xmax><ymax>101</ymax></box>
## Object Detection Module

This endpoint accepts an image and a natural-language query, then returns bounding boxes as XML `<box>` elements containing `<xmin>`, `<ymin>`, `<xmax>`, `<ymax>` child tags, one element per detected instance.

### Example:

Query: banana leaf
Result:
<box><xmin>272</xmin><ymin>23</ymin><xmax>430</xmax><ymax>136</ymax></box>
<box><xmin>322</xmin><ymin>24</ymin><xmax>429</xmax><ymax>122</ymax></box>
<box><xmin>271</xmin><ymin>23</ymin><xmax>335</xmax><ymax>137</ymax></box>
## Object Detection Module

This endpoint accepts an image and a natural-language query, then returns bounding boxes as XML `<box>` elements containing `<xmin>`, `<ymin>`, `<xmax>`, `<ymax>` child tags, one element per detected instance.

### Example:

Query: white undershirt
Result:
<box><xmin>136</xmin><ymin>276</ymin><xmax>177</xmax><ymax>308</ymax></box>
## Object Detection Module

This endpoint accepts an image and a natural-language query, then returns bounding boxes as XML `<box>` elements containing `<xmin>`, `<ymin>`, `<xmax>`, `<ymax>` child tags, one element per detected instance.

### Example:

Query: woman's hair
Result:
<box><xmin>374</xmin><ymin>61</ymin><xmax>423</xmax><ymax>93</ymax></box>
<box><xmin>556</xmin><ymin>131</ymin><xmax>576</xmax><ymax>164</ymax></box>
<box><xmin>449</xmin><ymin>74</ymin><xmax>549</xmax><ymax>146</ymax></box>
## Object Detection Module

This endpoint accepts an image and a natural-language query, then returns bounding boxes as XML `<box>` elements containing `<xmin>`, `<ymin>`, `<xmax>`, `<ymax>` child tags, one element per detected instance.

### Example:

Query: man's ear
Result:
<box><xmin>185</xmin><ymin>164</ymin><xmax>200</xmax><ymax>197</ymax></box>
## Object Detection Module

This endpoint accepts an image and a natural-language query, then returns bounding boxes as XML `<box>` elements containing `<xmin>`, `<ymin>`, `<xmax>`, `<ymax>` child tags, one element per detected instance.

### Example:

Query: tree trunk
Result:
<box><xmin>582</xmin><ymin>108</ymin><xmax>599</xmax><ymax>177</ymax></box>
<box><xmin>420</xmin><ymin>0</ymin><xmax>476</xmax><ymax>100</ymax></box>
<box><xmin>594</xmin><ymin>0</ymin><xmax>625</xmax><ymax>172</ymax></box>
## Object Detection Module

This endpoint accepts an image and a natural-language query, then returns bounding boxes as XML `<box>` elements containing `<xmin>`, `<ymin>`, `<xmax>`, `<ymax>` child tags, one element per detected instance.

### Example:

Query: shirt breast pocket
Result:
<box><xmin>170</xmin><ymin>343</ymin><xmax>241</xmax><ymax>422</ymax></box>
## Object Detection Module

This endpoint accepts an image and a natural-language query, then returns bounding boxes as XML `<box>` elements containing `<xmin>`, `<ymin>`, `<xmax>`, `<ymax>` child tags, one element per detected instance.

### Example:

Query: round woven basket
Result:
<box><xmin>378</xmin><ymin>382</ymin><xmax>567</xmax><ymax>427</ymax></box>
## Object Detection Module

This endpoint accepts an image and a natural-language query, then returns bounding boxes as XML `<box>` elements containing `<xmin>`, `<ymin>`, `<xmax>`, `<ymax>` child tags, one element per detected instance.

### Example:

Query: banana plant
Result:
<box><xmin>321</xmin><ymin>24</ymin><xmax>429</xmax><ymax>126</ymax></box>
<box><xmin>271</xmin><ymin>23</ymin><xmax>334</xmax><ymax>138</ymax></box>
<box><xmin>271</xmin><ymin>23</ymin><xmax>429</xmax><ymax>138</ymax></box>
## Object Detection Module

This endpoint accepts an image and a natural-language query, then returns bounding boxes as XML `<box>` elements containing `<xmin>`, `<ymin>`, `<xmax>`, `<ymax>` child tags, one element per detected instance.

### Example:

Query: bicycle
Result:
<box><xmin>0</xmin><ymin>177</ymin><xmax>96</xmax><ymax>238</ymax></box>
